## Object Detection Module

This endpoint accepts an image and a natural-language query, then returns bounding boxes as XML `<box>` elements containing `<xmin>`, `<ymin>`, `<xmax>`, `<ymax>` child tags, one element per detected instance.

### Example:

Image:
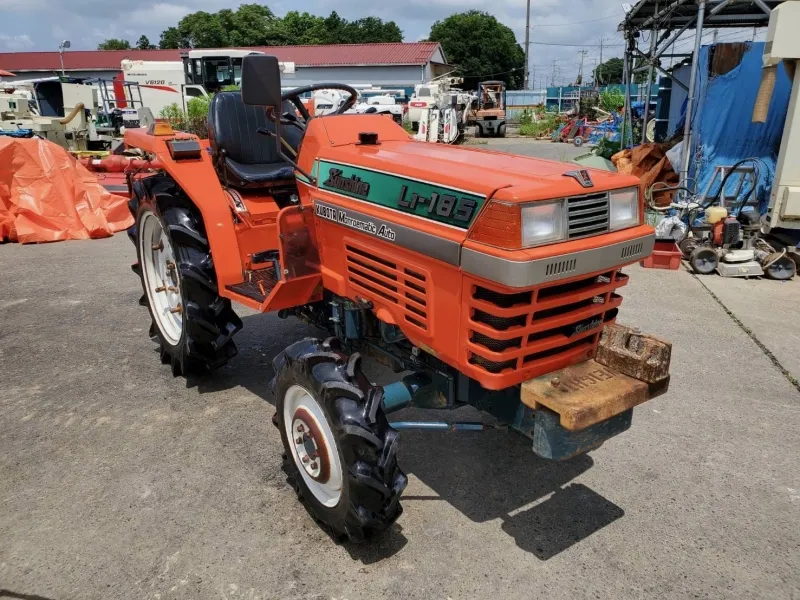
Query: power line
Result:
<box><xmin>531</xmin><ymin>12</ymin><xmax>624</xmax><ymax>27</ymax></box>
<box><xmin>528</xmin><ymin>40</ymin><xmax>624</xmax><ymax>48</ymax></box>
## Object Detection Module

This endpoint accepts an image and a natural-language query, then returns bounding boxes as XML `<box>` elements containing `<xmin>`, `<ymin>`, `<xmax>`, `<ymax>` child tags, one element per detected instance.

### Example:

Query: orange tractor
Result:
<box><xmin>124</xmin><ymin>57</ymin><xmax>671</xmax><ymax>542</ymax></box>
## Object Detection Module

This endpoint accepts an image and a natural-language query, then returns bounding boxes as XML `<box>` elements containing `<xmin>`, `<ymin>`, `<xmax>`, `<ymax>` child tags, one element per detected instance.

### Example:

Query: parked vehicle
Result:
<box><xmin>123</xmin><ymin>56</ymin><xmax>670</xmax><ymax>543</ymax></box>
<box><xmin>467</xmin><ymin>80</ymin><xmax>506</xmax><ymax>137</ymax></box>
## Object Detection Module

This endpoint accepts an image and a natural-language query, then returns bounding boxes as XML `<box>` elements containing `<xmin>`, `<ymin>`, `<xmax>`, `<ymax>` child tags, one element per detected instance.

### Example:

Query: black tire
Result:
<box><xmin>496</xmin><ymin>124</ymin><xmax>506</xmax><ymax>138</ymax></box>
<box><xmin>271</xmin><ymin>338</ymin><xmax>407</xmax><ymax>543</ymax></box>
<box><xmin>573</xmin><ymin>135</ymin><xmax>584</xmax><ymax>147</ymax></box>
<box><xmin>764</xmin><ymin>254</ymin><xmax>796</xmax><ymax>280</ymax></box>
<box><xmin>678</xmin><ymin>236</ymin><xmax>698</xmax><ymax>259</ymax></box>
<box><xmin>130</xmin><ymin>174</ymin><xmax>242</xmax><ymax>376</ymax></box>
<box><xmin>689</xmin><ymin>246</ymin><xmax>718</xmax><ymax>275</ymax></box>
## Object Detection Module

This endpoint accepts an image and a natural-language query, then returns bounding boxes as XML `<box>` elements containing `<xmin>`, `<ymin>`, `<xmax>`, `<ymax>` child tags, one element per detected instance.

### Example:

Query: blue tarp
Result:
<box><xmin>0</xmin><ymin>129</ymin><xmax>34</xmax><ymax>138</ymax></box>
<box><xmin>689</xmin><ymin>42</ymin><xmax>791</xmax><ymax>214</ymax></box>
<box><xmin>587</xmin><ymin>114</ymin><xmax>622</xmax><ymax>144</ymax></box>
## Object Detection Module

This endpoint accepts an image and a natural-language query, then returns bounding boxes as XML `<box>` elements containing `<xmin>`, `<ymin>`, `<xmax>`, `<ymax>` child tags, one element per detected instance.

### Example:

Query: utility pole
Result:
<box><xmin>524</xmin><ymin>0</ymin><xmax>531</xmax><ymax>88</ymax></box>
<box><xmin>577</xmin><ymin>49</ymin><xmax>589</xmax><ymax>85</ymax></box>
<box><xmin>551</xmin><ymin>60</ymin><xmax>558</xmax><ymax>87</ymax></box>
<box><xmin>598</xmin><ymin>37</ymin><xmax>604</xmax><ymax>85</ymax></box>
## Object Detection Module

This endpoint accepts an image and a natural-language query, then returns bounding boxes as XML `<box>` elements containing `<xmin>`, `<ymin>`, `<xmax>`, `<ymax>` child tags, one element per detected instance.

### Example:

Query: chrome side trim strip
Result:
<box><xmin>461</xmin><ymin>234</ymin><xmax>655</xmax><ymax>288</ymax></box>
<box><xmin>314</xmin><ymin>199</ymin><xmax>462</xmax><ymax>266</ymax></box>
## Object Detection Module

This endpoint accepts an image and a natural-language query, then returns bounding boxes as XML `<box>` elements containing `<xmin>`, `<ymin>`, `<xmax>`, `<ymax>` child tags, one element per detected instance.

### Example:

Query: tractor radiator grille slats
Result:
<box><xmin>345</xmin><ymin>243</ymin><xmax>429</xmax><ymax>331</ymax></box>
<box><xmin>466</xmin><ymin>270</ymin><xmax>629</xmax><ymax>378</ymax></box>
<box><xmin>567</xmin><ymin>192</ymin><xmax>609</xmax><ymax>239</ymax></box>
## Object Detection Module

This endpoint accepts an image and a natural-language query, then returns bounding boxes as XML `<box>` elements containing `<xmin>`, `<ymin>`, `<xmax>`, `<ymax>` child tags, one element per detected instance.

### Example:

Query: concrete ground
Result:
<box><xmin>1</xmin><ymin>140</ymin><xmax>799</xmax><ymax>600</ymax></box>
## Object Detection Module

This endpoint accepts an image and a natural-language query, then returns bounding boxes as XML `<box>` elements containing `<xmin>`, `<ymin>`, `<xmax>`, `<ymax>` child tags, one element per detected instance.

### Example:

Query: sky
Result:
<box><xmin>0</xmin><ymin>0</ymin><xmax>767</xmax><ymax>87</ymax></box>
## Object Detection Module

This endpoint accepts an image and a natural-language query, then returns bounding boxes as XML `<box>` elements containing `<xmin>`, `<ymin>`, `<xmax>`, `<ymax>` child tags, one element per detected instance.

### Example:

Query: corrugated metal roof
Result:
<box><xmin>0</xmin><ymin>43</ymin><xmax>443</xmax><ymax>72</ymax></box>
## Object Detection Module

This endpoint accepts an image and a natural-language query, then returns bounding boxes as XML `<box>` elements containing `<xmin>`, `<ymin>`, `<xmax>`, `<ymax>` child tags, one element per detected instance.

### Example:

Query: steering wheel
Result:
<box><xmin>281</xmin><ymin>83</ymin><xmax>359</xmax><ymax>123</ymax></box>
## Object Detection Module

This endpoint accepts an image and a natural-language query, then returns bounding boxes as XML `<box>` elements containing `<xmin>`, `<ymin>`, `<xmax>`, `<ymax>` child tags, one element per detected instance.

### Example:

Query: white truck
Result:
<box><xmin>313</xmin><ymin>88</ymin><xmax>404</xmax><ymax>123</ymax></box>
<box><xmin>121</xmin><ymin>49</ymin><xmax>296</xmax><ymax>116</ymax></box>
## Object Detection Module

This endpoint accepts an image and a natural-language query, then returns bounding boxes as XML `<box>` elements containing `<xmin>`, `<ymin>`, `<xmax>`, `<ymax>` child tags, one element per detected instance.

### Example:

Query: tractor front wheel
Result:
<box><xmin>271</xmin><ymin>338</ymin><xmax>407</xmax><ymax>543</ymax></box>
<box><xmin>131</xmin><ymin>175</ymin><xmax>242</xmax><ymax>376</ymax></box>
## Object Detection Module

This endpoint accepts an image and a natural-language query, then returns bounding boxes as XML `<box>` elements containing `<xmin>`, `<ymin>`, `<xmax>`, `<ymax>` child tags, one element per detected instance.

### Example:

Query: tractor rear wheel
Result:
<box><xmin>130</xmin><ymin>175</ymin><xmax>242</xmax><ymax>376</ymax></box>
<box><xmin>271</xmin><ymin>338</ymin><xmax>407</xmax><ymax>543</ymax></box>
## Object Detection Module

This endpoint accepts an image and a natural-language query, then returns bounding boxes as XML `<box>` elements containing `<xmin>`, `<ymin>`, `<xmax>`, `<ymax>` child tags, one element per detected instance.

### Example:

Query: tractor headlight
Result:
<box><xmin>609</xmin><ymin>187</ymin><xmax>640</xmax><ymax>231</ymax></box>
<box><xmin>522</xmin><ymin>200</ymin><xmax>566</xmax><ymax>247</ymax></box>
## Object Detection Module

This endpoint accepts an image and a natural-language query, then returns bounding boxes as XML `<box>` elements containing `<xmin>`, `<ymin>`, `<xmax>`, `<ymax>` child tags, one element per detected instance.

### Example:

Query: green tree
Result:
<box><xmin>218</xmin><ymin>4</ymin><xmax>284</xmax><ymax>46</ymax></box>
<box><xmin>159</xmin><ymin>26</ymin><xmax>186</xmax><ymax>49</ymax></box>
<box><xmin>345</xmin><ymin>17</ymin><xmax>402</xmax><ymax>43</ymax></box>
<box><xmin>280</xmin><ymin>11</ymin><xmax>327</xmax><ymax>44</ymax></box>
<box><xmin>97</xmin><ymin>38</ymin><xmax>131</xmax><ymax>51</ymax></box>
<box><xmin>136</xmin><ymin>35</ymin><xmax>156</xmax><ymax>50</ymax></box>
<box><xmin>428</xmin><ymin>11</ymin><xmax>525</xmax><ymax>90</ymax></box>
<box><xmin>177</xmin><ymin>11</ymin><xmax>229</xmax><ymax>48</ymax></box>
<box><xmin>157</xmin><ymin>5</ymin><xmax>404</xmax><ymax>49</ymax></box>
<box><xmin>595</xmin><ymin>57</ymin><xmax>623</xmax><ymax>84</ymax></box>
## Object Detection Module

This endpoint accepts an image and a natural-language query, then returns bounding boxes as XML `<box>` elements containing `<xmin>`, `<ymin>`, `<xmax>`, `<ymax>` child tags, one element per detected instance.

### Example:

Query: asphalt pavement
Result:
<box><xmin>1</xmin><ymin>140</ymin><xmax>798</xmax><ymax>600</ymax></box>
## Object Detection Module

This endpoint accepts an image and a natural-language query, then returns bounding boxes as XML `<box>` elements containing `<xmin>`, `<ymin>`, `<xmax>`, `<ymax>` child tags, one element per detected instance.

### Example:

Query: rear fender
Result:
<box><xmin>124</xmin><ymin>128</ymin><xmax>243</xmax><ymax>287</ymax></box>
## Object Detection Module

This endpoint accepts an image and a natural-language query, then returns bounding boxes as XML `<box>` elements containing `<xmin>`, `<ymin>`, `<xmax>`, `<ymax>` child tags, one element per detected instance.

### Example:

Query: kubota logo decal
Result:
<box><xmin>315</xmin><ymin>203</ymin><xmax>396</xmax><ymax>241</ymax></box>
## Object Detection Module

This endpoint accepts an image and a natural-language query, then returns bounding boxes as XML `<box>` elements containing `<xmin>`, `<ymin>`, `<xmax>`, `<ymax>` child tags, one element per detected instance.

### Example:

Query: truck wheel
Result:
<box><xmin>271</xmin><ymin>338</ymin><xmax>407</xmax><ymax>543</ymax></box>
<box><xmin>131</xmin><ymin>174</ymin><xmax>242</xmax><ymax>376</ymax></box>
<box><xmin>496</xmin><ymin>124</ymin><xmax>506</xmax><ymax>138</ymax></box>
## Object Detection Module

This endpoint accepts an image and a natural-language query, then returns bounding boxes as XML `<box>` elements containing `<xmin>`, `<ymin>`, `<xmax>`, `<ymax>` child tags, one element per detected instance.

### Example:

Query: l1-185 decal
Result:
<box><xmin>318</xmin><ymin>160</ymin><xmax>485</xmax><ymax>229</ymax></box>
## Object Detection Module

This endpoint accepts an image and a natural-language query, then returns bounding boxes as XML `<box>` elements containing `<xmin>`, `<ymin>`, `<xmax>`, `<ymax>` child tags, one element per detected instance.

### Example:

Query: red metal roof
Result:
<box><xmin>0</xmin><ymin>43</ymin><xmax>443</xmax><ymax>72</ymax></box>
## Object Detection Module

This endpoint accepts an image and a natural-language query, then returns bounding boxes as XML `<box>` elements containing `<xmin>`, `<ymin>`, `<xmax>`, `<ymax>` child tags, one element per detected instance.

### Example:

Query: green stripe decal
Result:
<box><xmin>318</xmin><ymin>160</ymin><xmax>485</xmax><ymax>229</ymax></box>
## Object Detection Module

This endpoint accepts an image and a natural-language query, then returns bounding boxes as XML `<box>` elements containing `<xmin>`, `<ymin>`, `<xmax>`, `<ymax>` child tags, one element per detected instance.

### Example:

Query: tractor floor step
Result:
<box><xmin>227</xmin><ymin>267</ymin><xmax>279</xmax><ymax>302</ymax></box>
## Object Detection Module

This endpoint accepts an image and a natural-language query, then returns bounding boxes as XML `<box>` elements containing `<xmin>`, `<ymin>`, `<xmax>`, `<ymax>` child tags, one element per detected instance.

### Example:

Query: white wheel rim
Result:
<box><xmin>283</xmin><ymin>384</ymin><xmax>343</xmax><ymax>508</ymax></box>
<box><xmin>139</xmin><ymin>210</ymin><xmax>183</xmax><ymax>345</ymax></box>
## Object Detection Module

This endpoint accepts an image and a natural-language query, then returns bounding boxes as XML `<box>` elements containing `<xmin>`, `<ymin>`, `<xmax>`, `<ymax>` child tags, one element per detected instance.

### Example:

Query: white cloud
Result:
<box><xmin>0</xmin><ymin>34</ymin><xmax>34</xmax><ymax>50</ymax></box>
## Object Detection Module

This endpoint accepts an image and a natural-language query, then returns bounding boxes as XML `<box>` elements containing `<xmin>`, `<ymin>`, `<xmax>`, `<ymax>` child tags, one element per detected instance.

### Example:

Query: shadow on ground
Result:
<box><xmin>0</xmin><ymin>591</ymin><xmax>58</xmax><ymax>600</ymax></box>
<box><xmin>188</xmin><ymin>314</ymin><xmax>624</xmax><ymax>560</ymax></box>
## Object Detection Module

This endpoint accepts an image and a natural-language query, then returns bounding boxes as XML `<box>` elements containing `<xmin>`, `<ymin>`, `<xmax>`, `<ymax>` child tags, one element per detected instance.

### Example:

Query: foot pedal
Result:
<box><xmin>227</xmin><ymin>266</ymin><xmax>279</xmax><ymax>302</ymax></box>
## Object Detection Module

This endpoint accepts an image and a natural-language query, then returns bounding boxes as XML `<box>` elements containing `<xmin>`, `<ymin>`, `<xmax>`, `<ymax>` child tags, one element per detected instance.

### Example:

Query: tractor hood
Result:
<box><xmin>319</xmin><ymin>138</ymin><xmax>639</xmax><ymax>203</ymax></box>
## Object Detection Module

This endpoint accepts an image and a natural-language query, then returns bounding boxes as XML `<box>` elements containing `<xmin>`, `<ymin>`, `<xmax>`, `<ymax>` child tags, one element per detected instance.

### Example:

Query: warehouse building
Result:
<box><xmin>0</xmin><ymin>42</ymin><xmax>451</xmax><ymax>91</ymax></box>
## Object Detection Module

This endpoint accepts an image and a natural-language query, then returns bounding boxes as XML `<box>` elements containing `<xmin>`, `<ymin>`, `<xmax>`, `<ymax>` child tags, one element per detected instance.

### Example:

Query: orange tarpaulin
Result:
<box><xmin>0</xmin><ymin>137</ymin><xmax>133</xmax><ymax>243</ymax></box>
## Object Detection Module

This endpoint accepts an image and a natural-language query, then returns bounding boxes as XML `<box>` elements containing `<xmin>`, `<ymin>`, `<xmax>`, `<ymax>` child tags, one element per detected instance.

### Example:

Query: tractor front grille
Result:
<box><xmin>567</xmin><ymin>192</ymin><xmax>609</xmax><ymax>239</ymax></box>
<box><xmin>466</xmin><ymin>269</ymin><xmax>629</xmax><ymax>379</ymax></box>
<box><xmin>345</xmin><ymin>242</ymin><xmax>429</xmax><ymax>331</ymax></box>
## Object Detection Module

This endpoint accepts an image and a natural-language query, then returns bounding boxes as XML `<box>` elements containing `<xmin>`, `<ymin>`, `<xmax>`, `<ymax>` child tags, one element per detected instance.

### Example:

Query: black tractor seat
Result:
<box><xmin>208</xmin><ymin>92</ymin><xmax>303</xmax><ymax>189</ymax></box>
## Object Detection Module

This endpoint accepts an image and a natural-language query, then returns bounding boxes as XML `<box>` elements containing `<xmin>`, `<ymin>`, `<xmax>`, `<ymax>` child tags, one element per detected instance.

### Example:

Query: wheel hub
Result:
<box><xmin>139</xmin><ymin>211</ymin><xmax>183</xmax><ymax>345</ymax></box>
<box><xmin>291</xmin><ymin>408</ymin><xmax>331</xmax><ymax>482</ymax></box>
<box><xmin>282</xmin><ymin>385</ymin><xmax>343</xmax><ymax>507</ymax></box>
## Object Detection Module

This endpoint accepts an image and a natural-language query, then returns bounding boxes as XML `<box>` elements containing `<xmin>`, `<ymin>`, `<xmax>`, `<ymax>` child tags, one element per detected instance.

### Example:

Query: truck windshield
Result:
<box><xmin>417</xmin><ymin>87</ymin><xmax>431</xmax><ymax>97</ymax></box>
<box><xmin>232</xmin><ymin>58</ymin><xmax>243</xmax><ymax>86</ymax></box>
<box><xmin>202</xmin><ymin>58</ymin><xmax>233</xmax><ymax>91</ymax></box>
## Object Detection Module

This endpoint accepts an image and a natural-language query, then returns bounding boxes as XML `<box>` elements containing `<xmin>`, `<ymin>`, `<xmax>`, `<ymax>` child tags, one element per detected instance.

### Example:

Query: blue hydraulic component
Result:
<box><xmin>344</xmin><ymin>307</ymin><xmax>361</xmax><ymax>339</ymax></box>
<box><xmin>382</xmin><ymin>381</ymin><xmax>413</xmax><ymax>414</ymax></box>
<box><xmin>390</xmin><ymin>421</ymin><xmax>486</xmax><ymax>431</ymax></box>
<box><xmin>381</xmin><ymin>372</ymin><xmax>437</xmax><ymax>414</ymax></box>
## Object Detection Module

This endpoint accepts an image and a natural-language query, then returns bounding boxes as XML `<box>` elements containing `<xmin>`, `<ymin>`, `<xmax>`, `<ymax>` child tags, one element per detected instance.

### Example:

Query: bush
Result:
<box><xmin>158</xmin><ymin>97</ymin><xmax>210</xmax><ymax>138</ymax></box>
<box><xmin>599</xmin><ymin>88</ymin><xmax>625</xmax><ymax>113</ymax></box>
<box><xmin>519</xmin><ymin>112</ymin><xmax>557</xmax><ymax>137</ymax></box>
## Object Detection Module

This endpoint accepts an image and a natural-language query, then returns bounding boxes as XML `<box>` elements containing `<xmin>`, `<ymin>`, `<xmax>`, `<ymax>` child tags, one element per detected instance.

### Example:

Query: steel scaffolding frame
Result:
<box><xmin>617</xmin><ymin>0</ymin><xmax>782</xmax><ymax>186</ymax></box>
